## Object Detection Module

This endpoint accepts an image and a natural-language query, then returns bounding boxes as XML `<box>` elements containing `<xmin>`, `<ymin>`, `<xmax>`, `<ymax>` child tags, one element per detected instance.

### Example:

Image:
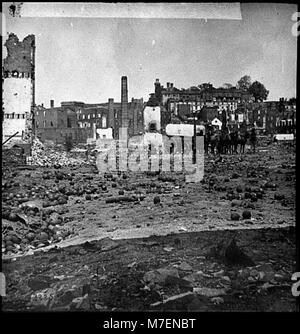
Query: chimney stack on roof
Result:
<box><xmin>50</xmin><ymin>100</ymin><xmax>54</xmax><ymax>108</ymax></box>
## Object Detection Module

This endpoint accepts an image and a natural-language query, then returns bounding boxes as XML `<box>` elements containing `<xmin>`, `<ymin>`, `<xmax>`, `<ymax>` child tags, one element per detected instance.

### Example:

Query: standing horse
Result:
<box><xmin>238</xmin><ymin>131</ymin><xmax>249</xmax><ymax>154</ymax></box>
<box><xmin>230</xmin><ymin>131</ymin><xmax>238</xmax><ymax>154</ymax></box>
<box><xmin>223</xmin><ymin>132</ymin><xmax>231</xmax><ymax>154</ymax></box>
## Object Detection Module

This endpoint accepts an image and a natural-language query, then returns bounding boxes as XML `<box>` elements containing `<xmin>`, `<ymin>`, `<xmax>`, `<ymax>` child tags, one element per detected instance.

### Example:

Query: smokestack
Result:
<box><xmin>108</xmin><ymin>98</ymin><xmax>114</xmax><ymax>128</ymax></box>
<box><xmin>50</xmin><ymin>100</ymin><xmax>54</xmax><ymax>108</ymax></box>
<box><xmin>121</xmin><ymin>76</ymin><xmax>128</xmax><ymax>128</ymax></box>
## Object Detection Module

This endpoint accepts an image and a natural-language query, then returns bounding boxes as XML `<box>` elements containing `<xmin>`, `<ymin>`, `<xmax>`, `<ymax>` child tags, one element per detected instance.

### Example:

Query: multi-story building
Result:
<box><xmin>276</xmin><ymin>98</ymin><xmax>296</xmax><ymax>134</ymax></box>
<box><xmin>152</xmin><ymin>79</ymin><xmax>296</xmax><ymax>135</ymax></box>
<box><xmin>34</xmin><ymin>100</ymin><xmax>92</xmax><ymax>144</ymax></box>
<box><xmin>244</xmin><ymin>99</ymin><xmax>296</xmax><ymax>135</ymax></box>
<box><xmin>153</xmin><ymin>79</ymin><xmax>253</xmax><ymax>112</ymax></box>
<box><xmin>151</xmin><ymin>79</ymin><xmax>254</xmax><ymax>132</ymax></box>
<box><xmin>92</xmin><ymin>97</ymin><xmax>145</xmax><ymax>139</ymax></box>
<box><xmin>77</xmin><ymin>106</ymin><xmax>108</xmax><ymax>129</ymax></box>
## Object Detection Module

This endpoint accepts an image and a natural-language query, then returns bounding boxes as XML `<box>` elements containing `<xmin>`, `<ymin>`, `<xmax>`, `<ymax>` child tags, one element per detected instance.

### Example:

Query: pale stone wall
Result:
<box><xmin>144</xmin><ymin>106</ymin><xmax>161</xmax><ymax>132</ymax></box>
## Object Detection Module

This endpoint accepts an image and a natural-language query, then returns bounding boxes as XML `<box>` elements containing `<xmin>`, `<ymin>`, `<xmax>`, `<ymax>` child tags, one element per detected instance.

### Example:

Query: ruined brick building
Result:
<box><xmin>2</xmin><ymin>33</ymin><xmax>35</xmax><ymax>146</ymax></box>
<box><xmin>2</xmin><ymin>33</ymin><xmax>144</xmax><ymax>146</ymax></box>
<box><xmin>34</xmin><ymin>101</ymin><xmax>93</xmax><ymax>144</ymax></box>
<box><xmin>34</xmin><ymin>77</ymin><xmax>145</xmax><ymax>144</ymax></box>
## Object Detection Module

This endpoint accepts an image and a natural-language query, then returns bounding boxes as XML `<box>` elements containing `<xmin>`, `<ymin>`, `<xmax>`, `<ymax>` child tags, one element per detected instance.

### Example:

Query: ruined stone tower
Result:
<box><xmin>2</xmin><ymin>33</ymin><xmax>35</xmax><ymax>145</ymax></box>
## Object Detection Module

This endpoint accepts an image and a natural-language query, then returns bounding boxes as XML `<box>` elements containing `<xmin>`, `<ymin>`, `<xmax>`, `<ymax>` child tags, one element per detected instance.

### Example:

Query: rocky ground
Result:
<box><xmin>1</xmin><ymin>138</ymin><xmax>297</xmax><ymax>312</ymax></box>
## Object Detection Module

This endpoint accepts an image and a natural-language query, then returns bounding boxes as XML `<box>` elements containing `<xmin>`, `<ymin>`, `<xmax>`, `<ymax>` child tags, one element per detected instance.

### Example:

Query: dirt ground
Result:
<box><xmin>1</xmin><ymin>139</ymin><xmax>297</xmax><ymax>312</ymax></box>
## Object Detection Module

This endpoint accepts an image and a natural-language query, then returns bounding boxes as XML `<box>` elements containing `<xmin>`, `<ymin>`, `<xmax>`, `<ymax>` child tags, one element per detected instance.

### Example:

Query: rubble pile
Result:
<box><xmin>31</xmin><ymin>138</ymin><xmax>87</xmax><ymax>167</ymax></box>
<box><xmin>2</xmin><ymin>146</ymin><xmax>26</xmax><ymax>166</ymax></box>
<box><xmin>2</xmin><ymin>207</ymin><xmax>73</xmax><ymax>255</ymax></box>
<box><xmin>2</xmin><ymin>227</ymin><xmax>295</xmax><ymax>312</ymax></box>
<box><xmin>1</xmin><ymin>136</ymin><xmax>296</xmax><ymax>312</ymax></box>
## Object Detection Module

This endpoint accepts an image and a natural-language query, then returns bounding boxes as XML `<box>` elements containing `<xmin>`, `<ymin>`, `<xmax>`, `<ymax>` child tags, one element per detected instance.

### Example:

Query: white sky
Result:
<box><xmin>3</xmin><ymin>3</ymin><xmax>297</xmax><ymax>107</ymax></box>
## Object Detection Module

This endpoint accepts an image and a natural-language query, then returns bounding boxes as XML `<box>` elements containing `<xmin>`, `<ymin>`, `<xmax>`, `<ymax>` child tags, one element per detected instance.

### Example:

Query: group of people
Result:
<box><xmin>204</xmin><ymin>125</ymin><xmax>257</xmax><ymax>155</ymax></box>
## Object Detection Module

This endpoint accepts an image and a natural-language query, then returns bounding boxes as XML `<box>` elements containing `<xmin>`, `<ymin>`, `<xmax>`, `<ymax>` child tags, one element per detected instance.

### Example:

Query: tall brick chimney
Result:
<box><xmin>108</xmin><ymin>98</ymin><xmax>114</xmax><ymax>128</ymax></box>
<box><xmin>50</xmin><ymin>100</ymin><xmax>54</xmax><ymax>108</ymax></box>
<box><xmin>121</xmin><ymin>76</ymin><xmax>128</xmax><ymax>128</ymax></box>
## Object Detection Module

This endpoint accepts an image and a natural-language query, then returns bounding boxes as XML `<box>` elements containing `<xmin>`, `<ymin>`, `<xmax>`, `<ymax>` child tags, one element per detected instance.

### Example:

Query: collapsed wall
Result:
<box><xmin>2</xmin><ymin>33</ymin><xmax>35</xmax><ymax>146</ymax></box>
<box><xmin>29</xmin><ymin>137</ymin><xmax>88</xmax><ymax>167</ymax></box>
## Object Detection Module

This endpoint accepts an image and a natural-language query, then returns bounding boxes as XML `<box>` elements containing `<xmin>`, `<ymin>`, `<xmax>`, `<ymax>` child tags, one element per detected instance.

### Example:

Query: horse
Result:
<box><xmin>223</xmin><ymin>132</ymin><xmax>232</xmax><ymax>154</ymax></box>
<box><xmin>229</xmin><ymin>131</ymin><xmax>239</xmax><ymax>154</ymax></box>
<box><xmin>217</xmin><ymin>132</ymin><xmax>227</xmax><ymax>154</ymax></box>
<box><xmin>238</xmin><ymin>131</ymin><xmax>249</xmax><ymax>154</ymax></box>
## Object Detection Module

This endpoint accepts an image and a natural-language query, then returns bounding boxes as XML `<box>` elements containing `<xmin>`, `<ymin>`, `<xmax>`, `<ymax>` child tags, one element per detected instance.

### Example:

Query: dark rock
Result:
<box><xmin>236</xmin><ymin>185</ymin><xmax>243</xmax><ymax>193</ymax></box>
<box><xmin>28</xmin><ymin>275</ymin><xmax>53</xmax><ymax>291</ymax></box>
<box><xmin>82</xmin><ymin>284</ymin><xmax>91</xmax><ymax>296</ymax></box>
<box><xmin>153</xmin><ymin>196</ymin><xmax>160</xmax><ymax>205</ymax></box>
<box><xmin>250</xmin><ymin>193</ymin><xmax>258</xmax><ymax>202</ymax></box>
<box><xmin>57</xmin><ymin>290</ymin><xmax>76</xmax><ymax>306</ymax></box>
<box><xmin>256</xmin><ymin>192</ymin><xmax>263</xmax><ymax>199</ymax></box>
<box><xmin>242</xmin><ymin>210</ymin><xmax>251</xmax><ymax>219</ymax></box>
<box><xmin>230</xmin><ymin>213</ymin><xmax>240</xmax><ymax>221</ymax></box>
<box><xmin>225</xmin><ymin>238</ymin><xmax>255</xmax><ymax>266</ymax></box>
<box><xmin>265</xmin><ymin>182</ymin><xmax>277</xmax><ymax>189</ymax></box>
<box><xmin>143</xmin><ymin>268</ymin><xmax>180</xmax><ymax>286</ymax></box>
<box><xmin>274</xmin><ymin>193</ymin><xmax>285</xmax><ymax>200</ymax></box>
<box><xmin>174</xmin><ymin>238</ymin><xmax>181</xmax><ymax>245</ymax></box>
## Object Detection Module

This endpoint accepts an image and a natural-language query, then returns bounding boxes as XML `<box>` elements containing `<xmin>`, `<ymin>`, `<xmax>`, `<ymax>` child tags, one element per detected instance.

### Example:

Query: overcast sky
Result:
<box><xmin>3</xmin><ymin>3</ymin><xmax>297</xmax><ymax>107</ymax></box>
